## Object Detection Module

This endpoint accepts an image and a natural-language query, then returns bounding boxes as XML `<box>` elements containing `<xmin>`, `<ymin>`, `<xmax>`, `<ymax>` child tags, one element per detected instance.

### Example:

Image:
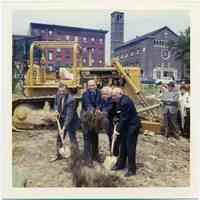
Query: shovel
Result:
<box><xmin>103</xmin><ymin>125</ymin><xmax>119</xmax><ymax>170</ymax></box>
<box><xmin>56</xmin><ymin>118</ymin><xmax>71</xmax><ymax>159</ymax></box>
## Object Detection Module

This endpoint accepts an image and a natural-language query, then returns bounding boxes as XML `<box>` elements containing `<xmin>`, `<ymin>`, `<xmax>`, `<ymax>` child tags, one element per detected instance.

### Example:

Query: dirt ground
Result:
<box><xmin>12</xmin><ymin>129</ymin><xmax>190</xmax><ymax>187</ymax></box>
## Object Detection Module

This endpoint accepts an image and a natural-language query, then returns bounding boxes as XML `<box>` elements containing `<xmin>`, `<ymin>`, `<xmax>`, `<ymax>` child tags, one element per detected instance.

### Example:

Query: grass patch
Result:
<box><xmin>143</xmin><ymin>84</ymin><xmax>160</xmax><ymax>96</ymax></box>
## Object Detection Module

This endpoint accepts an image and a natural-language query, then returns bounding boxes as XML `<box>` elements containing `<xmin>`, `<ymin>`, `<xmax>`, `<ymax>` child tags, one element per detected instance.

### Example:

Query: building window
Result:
<box><xmin>66</xmin><ymin>55</ymin><xmax>71</xmax><ymax>59</ymax></box>
<box><xmin>169</xmin><ymin>71</ymin><xmax>174</xmax><ymax>78</ymax></box>
<box><xmin>66</xmin><ymin>35</ymin><xmax>70</xmax><ymax>40</ymax></box>
<box><xmin>99</xmin><ymin>60</ymin><xmax>103</xmax><ymax>64</ymax></box>
<box><xmin>157</xmin><ymin>71</ymin><xmax>161</xmax><ymax>79</ymax></box>
<box><xmin>136</xmin><ymin>49</ymin><xmax>140</xmax><ymax>55</ymax></box>
<box><xmin>83</xmin><ymin>58</ymin><xmax>86</xmax><ymax>64</ymax></box>
<box><xmin>91</xmin><ymin>48</ymin><xmax>95</xmax><ymax>53</ymax></box>
<box><xmin>56</xmin><ymin>48</ymin><xmax>61</xmax><ymax>52</ymax></box>
<box><xmin>164</xmin><ymin>62</ymin><xmax>168</xmax><ymax>68</ymax></box>
<box><xmin>91</xmin><ymin>37</ymin><xmax>95</xmax><ymax>42</ymax></box>
<box><xmin>130</xmin><ymin>51</ymin><xmax>134</xmax><ymax>56</ymax></box>
<box><xmin>120</xmin><ymin>54</ymin><xmax>124</xmax><ymax>59</ymax></box>
<box><xmin>117</xmin><ymin>15</ymin><xmax>122</xmax><ymax>21</ymax></box>
<box><xmin>99</xmin><ymin>38</ymin><xmax>103</xmax><ymax>44</ymax></box>
<box><xmin>143</xmin><ymin>47</ymin><xmax>146</xmax><ymax>52</ymax></box>
<box><xmin>92</xmin><ymin>59</ymin><xmax>95</xmax><ymax>64</ymax></box>
<box><xmin>48</xmin><ymin>51</ymin><xmax>53</xmax><ymax>61</ymax></box>
<box><xmin>74</xmin><ymin>36</ymin><xmax>79</xmax><ymax>42</ymax></box>
<box><xmin>161</xmin><ymin>49</ymin><xmax>170</xmax><ymax>60</ymax></box>
<box><xmin>125</xmin><ymin>53</ymin><xmax>128</xmax><ymax>58</ymax></box>
<box><xmin>83</xmin><ymin>37</ymin><xmax>87</xmax><ymax>42</ymax></box>
<box><xmin>154</xmin><ymin>39</ymin><xmax>167</xmax><ymax>47</ymax></box>
<box><xmin>163</xmin><ymin>71</ymin><xmax>169</xmax><ymax>77</ymax></box>
<box><xmin>83</xmin><ymin>47</ymin><xmax>87</xmax><ymax>52</ymax></box>
<box><xmin>164</xmin><ymin>31</ymin><xmax>168</xmax><ymax>36</ymax></box>
<box><xmin>48</xmin><ymin>30</ymin><xmax>53</xmax><ymax>36</ymax></box>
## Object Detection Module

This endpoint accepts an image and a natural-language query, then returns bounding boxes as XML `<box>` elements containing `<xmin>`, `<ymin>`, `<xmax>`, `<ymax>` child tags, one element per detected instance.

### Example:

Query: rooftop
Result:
<box><xmin>115</xmin><ymin>26</ymin><xmax>178</xmax><ymax>51</ymax></box>
<box><xmin>30</xmin><ymin>22</ymin><xmax>108</xmax><ymax>34</ymax></box>
<box><xmin>111</xmin><ymin>11</ymin><xmax>124</xmax><ymax>16</ymax></box>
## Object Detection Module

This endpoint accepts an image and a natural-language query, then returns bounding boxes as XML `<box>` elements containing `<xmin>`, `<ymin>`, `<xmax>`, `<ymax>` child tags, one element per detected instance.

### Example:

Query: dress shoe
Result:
<box><xmin>124</xmin><ymin>170</ymin><xmax>136</xmax><ymax>177</ymax></box>
<box><xmin>174</xmin><ymin>133</ymin><xmax>180</xmax><ymax>140</ymax></box>
<box><xmin>84</xmin><ymin>160</ymin><xmax>94</xmax><ymax>168</ymax></box>
<box><xmin>49</xmin><ymin>155</ymin><xmax>63</xmax><ymax>162</ymax></box>
<box><xmin>93</xmin><ymin>155</ymin><xmax>104</xmax><ymax>163</ymax></box>
<box><xmin>111</xmin><ymin>165</ymin><xmax>125</xmax><ymax>171</ymax></box>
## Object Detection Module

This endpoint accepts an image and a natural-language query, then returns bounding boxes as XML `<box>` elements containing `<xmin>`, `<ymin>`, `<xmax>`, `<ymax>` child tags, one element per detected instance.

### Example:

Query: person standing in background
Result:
<box><xmin>183</xmin><ymin>84</ymin><xmax>190</xmax><ymax>138</ymax></box>
<box><xmin>160</xmin><ymin>81</ymin><xmax>180</xmax><ymax>139</ymax></box>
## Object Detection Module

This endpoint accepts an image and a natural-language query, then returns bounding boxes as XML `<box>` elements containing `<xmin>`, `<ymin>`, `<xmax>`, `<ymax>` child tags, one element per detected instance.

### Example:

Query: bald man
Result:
<box><xmin>81</xmin><ymin>80</ymin><xmax>101</xmax><ymax>166</ymax></box>
<box><xmin>111</xmin><ymin>87</ymin><xmax>141</xmax><ymax>177</ymax></box>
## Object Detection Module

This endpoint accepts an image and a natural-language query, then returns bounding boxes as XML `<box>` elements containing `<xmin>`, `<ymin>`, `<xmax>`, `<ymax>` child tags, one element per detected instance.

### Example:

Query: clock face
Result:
<box><xmin>161</xmin><ymin>49</ymin><xmax>170</xmax><ymax>60</ymax></box>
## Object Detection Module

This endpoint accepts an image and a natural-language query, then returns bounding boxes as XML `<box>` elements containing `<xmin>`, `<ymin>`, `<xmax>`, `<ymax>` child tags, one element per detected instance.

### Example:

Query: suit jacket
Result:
<box><xmin>116</xmin><ymin>95</ymin><xmax>141</xmax><ymax>134</ymax></box>
<box><xmin>81</xmin><ymin>89</ymin><xmax>101</xmax><ymax>112</ymax></box>
<box><xmin>54</xmin><ymin>93</ymin><xmax>80</xmax><ymax>130</ymax></box>
<box><xmin>99</xmin><ymin>97</ymin><xmax>115</xmax><ymax>121</ymax></box>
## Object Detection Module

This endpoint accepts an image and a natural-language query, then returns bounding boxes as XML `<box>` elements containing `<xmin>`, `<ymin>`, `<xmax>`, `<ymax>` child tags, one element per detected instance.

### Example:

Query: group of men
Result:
<box><xmin>52</xmin><ymin>80</ymin><xmax>141</xmax><ymax>177</ymax></box>
<box><xmin>160</xmin><ymin>81</ymin><xmax>190</xmax><ymax>139</ymax></box>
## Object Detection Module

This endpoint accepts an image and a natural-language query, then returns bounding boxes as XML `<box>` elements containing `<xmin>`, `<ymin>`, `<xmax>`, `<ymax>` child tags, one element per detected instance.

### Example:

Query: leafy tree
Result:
<box><xmin>168</xmin><ymin>27</ymin><xmax>190</xmax><ymax>79</ymax></box>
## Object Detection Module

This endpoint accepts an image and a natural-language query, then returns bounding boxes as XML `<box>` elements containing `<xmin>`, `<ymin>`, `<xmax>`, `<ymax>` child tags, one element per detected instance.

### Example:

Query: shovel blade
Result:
<box><xmin>59</xmin><ymin>146</ymin><xmax>71</xmax><ymax>159</ymax></box>
<box><xmin>103</xmin><ymin>156</ymin><xmax>117</xmax><ymax>170</ymax></box>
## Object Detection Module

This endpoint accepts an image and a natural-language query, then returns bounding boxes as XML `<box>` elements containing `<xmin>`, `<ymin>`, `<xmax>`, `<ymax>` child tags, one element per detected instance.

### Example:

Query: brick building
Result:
<box><xmin>111</xmin><ymin>12</ymin><xmax>182</xmax><ymax>81</ymax></box>
<box><xmin>30</xmin><ymin>23</ymin><xmax>108</xmax><ymax>67</ymax></box>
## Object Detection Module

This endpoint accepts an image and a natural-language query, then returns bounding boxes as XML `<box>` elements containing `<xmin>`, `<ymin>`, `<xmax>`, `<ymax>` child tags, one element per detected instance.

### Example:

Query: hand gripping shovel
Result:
<box><xmin>56</xmin><ymin>118</ymin><xmax>71</xmax><ymax>159</ymax></box>
<box><xmin>103</xmin><ymin>124</ymin><xmax>120</xmax><ymax>170</ymax></box>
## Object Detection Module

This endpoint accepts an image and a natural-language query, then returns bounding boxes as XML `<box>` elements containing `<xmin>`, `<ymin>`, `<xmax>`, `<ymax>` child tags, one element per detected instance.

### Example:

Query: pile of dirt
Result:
<box><xmin>12</xmin><ymin>130</ymin><xmax>190</xmax><ymax>187</ymax></box>
<box><xmin>68</xmin><ymin>144</ymin><xmax>124</xmax><ymax>187</ymax></box>
<box><xmin>13</xmin><ymin>105</ymin><xmax>56</xmax><ymax>129</ymax></box>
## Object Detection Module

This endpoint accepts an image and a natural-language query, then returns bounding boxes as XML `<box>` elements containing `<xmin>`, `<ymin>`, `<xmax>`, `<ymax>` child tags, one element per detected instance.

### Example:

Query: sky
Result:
<box><xmin>12</xmin><ymin>10</ymin><xmax>190</xmax><ymax>64</ymax></box>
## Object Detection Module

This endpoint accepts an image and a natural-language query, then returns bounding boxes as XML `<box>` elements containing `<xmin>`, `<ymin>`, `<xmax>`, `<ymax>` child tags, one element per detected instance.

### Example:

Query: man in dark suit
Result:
<box><xmin>111</xmin><ymin>87</ymin><xmax>141</xmax><ymax>177</ymax></box>
<box><xmin>81</xmin><ymin>80</ymin><xmax>101</xmax><ymax>166</ymax></box>
<box><xmin>53</xmin><ymin>83</ymin><xmax>80</xmax><ymax>161</ymax></box>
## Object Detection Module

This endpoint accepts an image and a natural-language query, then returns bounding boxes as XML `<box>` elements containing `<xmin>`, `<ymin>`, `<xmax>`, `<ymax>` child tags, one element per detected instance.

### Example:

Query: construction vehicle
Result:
<box><xmin>13</xmin><ymin>41</ymin><xmax>160</xmax><ymax>131</ymax></box>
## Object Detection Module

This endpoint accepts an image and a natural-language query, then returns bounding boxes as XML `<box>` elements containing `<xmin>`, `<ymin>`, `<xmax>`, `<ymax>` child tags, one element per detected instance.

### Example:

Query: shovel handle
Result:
<box><xmin>56</xmin><ymin>118</ymin><xmax>64</xmax><ymax>145</ymax></box>
<box><xmin>111</xmin><ymin>124</ymin><xmax>119</xmax><ymax>155</ymax></box>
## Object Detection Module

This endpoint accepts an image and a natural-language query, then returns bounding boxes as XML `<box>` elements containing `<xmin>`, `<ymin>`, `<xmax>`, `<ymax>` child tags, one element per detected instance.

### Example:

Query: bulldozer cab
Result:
<box><xmin>24</xmin><ymin>41</ymin><xmax>82</xmax><ymax>96</ymax></box>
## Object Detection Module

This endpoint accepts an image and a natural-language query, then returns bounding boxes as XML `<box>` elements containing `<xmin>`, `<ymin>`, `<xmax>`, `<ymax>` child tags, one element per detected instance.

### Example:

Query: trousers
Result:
<box><xmin>163</xmin><ymin>111</ymin><xmax>179</xmax><ymax>137</ymax></box>
<box><xmin>83</xmin><ymin>128</ymin><xmax>99</xmax><ymax>162</ymax></box>
<box><xmin>115</xmin><ymin>126</ymin><xmax>139</xmax><ymax>172</ymax></box>
<box><xmin>56</xmin><ymin>117</ymin><xmax>77</xmax><ymax>157</ymax></box>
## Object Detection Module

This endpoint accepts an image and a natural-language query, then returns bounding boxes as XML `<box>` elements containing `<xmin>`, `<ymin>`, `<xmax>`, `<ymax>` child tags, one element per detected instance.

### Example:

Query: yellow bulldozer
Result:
<box><xmin>12</xmin><ymin>41</ymin><xmax>160</xmax><ymax>132</ymax></box>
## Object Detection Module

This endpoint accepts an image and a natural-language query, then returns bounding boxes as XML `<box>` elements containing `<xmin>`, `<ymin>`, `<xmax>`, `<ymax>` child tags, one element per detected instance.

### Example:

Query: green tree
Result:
<box><xmin>169</xmin><ymin>27</ymin><xmax>190</xmax><ymax>80</ymax></box>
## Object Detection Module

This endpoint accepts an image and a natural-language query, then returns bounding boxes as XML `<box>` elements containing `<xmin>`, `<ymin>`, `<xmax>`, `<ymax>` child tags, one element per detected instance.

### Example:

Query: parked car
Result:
<box><xmin>141</xmin><ymin>80</ymin><xmax>155</xmax><ymax>84</ymax></box>
<box><xmin>155</xmin><ymin>78</ymin><xmax>173</xmax><ymax>85</ymax></box>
